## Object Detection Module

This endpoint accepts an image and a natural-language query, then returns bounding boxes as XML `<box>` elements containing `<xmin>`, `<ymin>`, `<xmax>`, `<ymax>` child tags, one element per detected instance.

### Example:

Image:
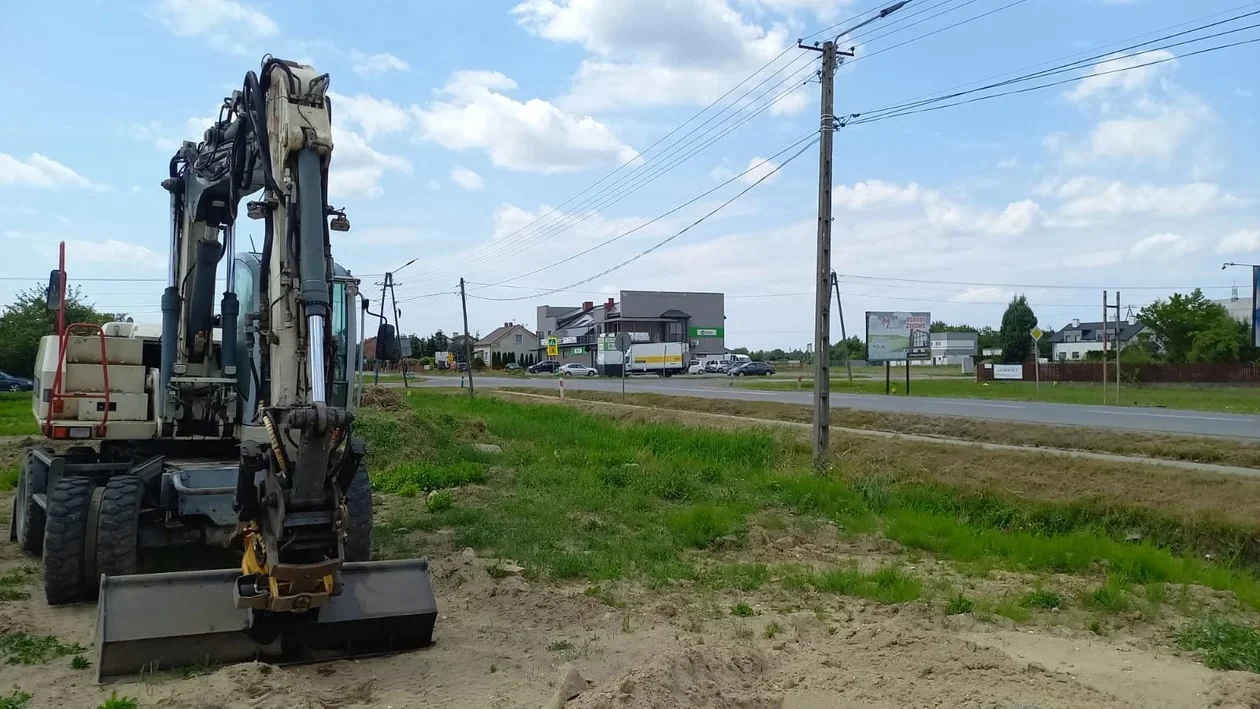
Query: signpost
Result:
<box><xmin>1030</xmin><ymin>326</ymin><xmax>1043</xmax><ymax>393</ymax></box>
<box><xmin>545</xmin><ymin>336</ymin><xmax>559</xmax><ymax>358</ymax></box>
<box><xmin>615</xmin><ymin>332</ymin><xmax>633</xmax><ymax>401</ymax></box>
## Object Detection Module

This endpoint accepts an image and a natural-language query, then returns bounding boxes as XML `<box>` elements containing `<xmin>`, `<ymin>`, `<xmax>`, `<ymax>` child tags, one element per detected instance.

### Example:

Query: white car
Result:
<box><xmin>559</xmin><ymin>363</ymin><xmax>598</xmax><ymax>377</ymax></box>
<box><xmin>688</xmin><ymin>362</ymin><xmax>707</xmax><ymax>375</ymax></box>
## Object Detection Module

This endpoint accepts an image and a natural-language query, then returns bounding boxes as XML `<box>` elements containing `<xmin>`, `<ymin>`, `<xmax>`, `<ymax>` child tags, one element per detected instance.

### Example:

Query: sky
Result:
<box><xmin>1</xmin><ymin>0</ymin><xmax>1257</xmax><ymax>350</ymax></box>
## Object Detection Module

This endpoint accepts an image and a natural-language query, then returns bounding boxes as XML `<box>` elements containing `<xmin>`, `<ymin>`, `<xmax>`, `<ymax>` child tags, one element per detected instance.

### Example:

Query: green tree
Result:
<box><xmin>491</xmin><ymin>351</ymin><xmax>502</xmax><ymax>368</ymax></box>
<box><xmin>977</xmin><ymin>326</ymin><xmax>1000</xmax><ymax>351</ymax></box>
<box><xmin>430</xmin><ymin>329</ymin><xmax>449</xmax><ymax>353</ymax></box>
<box><xmin>999</xmin><ymin>295</ymin><xmax>1037</xmax><ymax>364</ymax></box>
<box><xmin>1188</xmin><ymin>317</ymin><xmax>1243</xmax><ymax>363</ymax></box>
<box><xmin>1138</xmin><ymin>289</ymin><xmax>1237</xmax><ymax>363</ymax></box>
<box><xmin>930</xmin><ymin>321</ymin><xmax>977</xmax><ymax>333</ymax></box>
<box><xmin>0</xmin><ymin>285</ymin><xmax>122</xmax><ymax>377</ymax></box>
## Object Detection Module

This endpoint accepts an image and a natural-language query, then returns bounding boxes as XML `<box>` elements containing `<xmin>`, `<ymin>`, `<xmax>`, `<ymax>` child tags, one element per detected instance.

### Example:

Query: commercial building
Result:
<box><xmin>536</xmin><ymin>291</ymin><xmax>725</xmax><ymax>365</ymax></box>
<box><xmin>1048</xmin><ymin>317</ymin><xmax>1144</xmax><ymax>361</ymax></box>
<box><xmin>929</xmin><ymin>331</ymin><xmax>978</xmax><ymax>366</ymax></box>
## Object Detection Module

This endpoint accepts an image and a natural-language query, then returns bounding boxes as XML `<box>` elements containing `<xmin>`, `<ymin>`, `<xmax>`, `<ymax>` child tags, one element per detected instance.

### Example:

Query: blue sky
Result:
<box><xmin>1</xmin><ymin>0</ymin><xmax>1257</xmax><ymax>349</ymax></box>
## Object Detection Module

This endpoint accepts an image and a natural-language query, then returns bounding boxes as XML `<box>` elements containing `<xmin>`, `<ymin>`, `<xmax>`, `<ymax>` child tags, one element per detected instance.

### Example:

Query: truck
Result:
<box><xmin>623</xmin><ymin>342</ymin><xmax>688</xmax><ymax>377</ymax></box>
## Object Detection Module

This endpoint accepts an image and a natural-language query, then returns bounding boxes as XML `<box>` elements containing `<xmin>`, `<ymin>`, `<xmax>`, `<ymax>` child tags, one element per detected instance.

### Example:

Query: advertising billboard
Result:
<box><xmin>866</xmin><ymin>311</ymin><xmax>931</xmax><ymax>362</ymax></box>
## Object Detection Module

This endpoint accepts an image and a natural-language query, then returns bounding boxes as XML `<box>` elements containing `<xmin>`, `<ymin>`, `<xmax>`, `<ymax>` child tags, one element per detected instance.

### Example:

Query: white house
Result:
<box><xmin>1048</xmin><ymin>317</ymin><xmax>1144</xmax><ymax>361</ymax></box>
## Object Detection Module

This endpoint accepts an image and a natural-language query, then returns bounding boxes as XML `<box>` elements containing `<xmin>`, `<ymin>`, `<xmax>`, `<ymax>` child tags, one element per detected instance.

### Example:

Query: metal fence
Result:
<box><xmin>977</xmin><ymin>361</ymin><xmax>1260</xmax><ymax>384</ymax></box>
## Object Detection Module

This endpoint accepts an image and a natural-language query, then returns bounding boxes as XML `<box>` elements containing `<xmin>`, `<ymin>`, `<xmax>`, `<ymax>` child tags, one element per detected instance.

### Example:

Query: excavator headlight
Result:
<box><xmin>246</xmin><ymin>201</ymin><xmax>270</xmax><ymax>220</ymax></box>
<box><xmin>330</xmin><ymin>215</ymin><xmax>350</xmax><ymax>232</ymax></box>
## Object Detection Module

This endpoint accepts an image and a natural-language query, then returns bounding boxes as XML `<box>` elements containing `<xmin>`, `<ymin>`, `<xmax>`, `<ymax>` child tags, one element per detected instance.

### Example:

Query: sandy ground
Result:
<box><xmin>0</xmin><ymin>499</ymin><xmax>1257</xmax><ymax>709</ymax></box>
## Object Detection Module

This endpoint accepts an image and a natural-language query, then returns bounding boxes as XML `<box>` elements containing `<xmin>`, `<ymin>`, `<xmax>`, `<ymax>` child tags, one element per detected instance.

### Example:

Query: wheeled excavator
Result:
<box><xmin>10</xmin><ymin>56</ymin><xmax>436</xmax><ymax>679</ymax></box>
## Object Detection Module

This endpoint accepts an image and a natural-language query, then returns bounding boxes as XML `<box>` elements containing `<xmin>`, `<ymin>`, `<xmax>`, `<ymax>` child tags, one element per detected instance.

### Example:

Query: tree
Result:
<box><xmin>1189</xmin><ymin>317</ymin><xmax>1243</xmax><ymax>363</ymax></box>
<box><xmin>977</xmin><ymin>326</ymin><xmax>1000</xmax><ymax>351</ymax></box>
<box><xmin>431</xmin><ymin>329</ymin><xmax>449</xmax><ymax>353</ymax></box>
<box><xmin>930</xmin><ymin>321</ymin><xmax>977</xmax><ymax>333</ymax></box>
<box><xmin>1138</xmin><ymin>290</ymin><xmax>1237</xmax><ymax>363</ymax></box>
<box><xmin>492</xmin><ymin>351</ymin><xmax>502</xmax><ymax>369</ymax></box>
<box><xmin>0</xmin><ymin>285</ymin><xmax>123</xmax><ymax>377</ymax></box>
<box><xmin>506</xmin><ymin>351</ymin><xmax>517</xmax><ymax>364</ymax></box>
<box><xmin>999</xmin><ymin>295</ymin><xmax>1037</xmax><ymax>364</ymax></box>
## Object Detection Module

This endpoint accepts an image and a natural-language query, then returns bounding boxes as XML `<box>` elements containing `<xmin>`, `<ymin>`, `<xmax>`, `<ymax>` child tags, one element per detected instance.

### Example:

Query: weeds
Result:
<box><xmin>763</xmin><ymin>621</ymin><xmax>782</xmax><ymax>639</ymax></box>
<box><xmin>425</xmin><ymin>490</ymin><xmax>455</xmax><ymax>512</ymax></box>
<box><xmin>1020</xmin><ymin>589</ymin><xmax>1063</xmax><ymax>609</ymax></box>
<box><xmin>731</xmin><ymin>602</ymin><xmax>755</xmax><ymax>618</ymax></box>
<box><xmin>547</xmin><ymin>640</ymin><xmax>574</xmax><ymax>652</ymax></box>
<box><xmin>945</xmin><ymin>593</ymin><xmax>974</xmax><ymax>615</ymax></box>
<box><xmin>0</xmin><ymin>632</ymin><xmax>86</xmax><ymax>665</ymax></box>
<box><xmin>1082</xmin><ymin>581</ymin><xmax>1131</xmax><ymax>613</ymax></box>
<box><xmin>0</xmin><ymin>567</ymin><xmax>35</xmax><ymax>602</ymax></box>
<box><xmin>96</xmin><ymin>693</ymin><xmax>138</xmax><ymax>709</ymax></box>
<box><xmin>1176</xmin><ymin>616</ymin><xmax>1260</xmax><ymax>673</ymax></box>
<box><xmin>70</xmin><ymin>655</ymin><xmax>90</xmax><ymax>670</ymax></box>
<box><xmin>0</xmin><ymin>687</ymin><xmax>30</xmax><ymax>709</ymax></box>
<box><xmin>791</xmin><ymin>566</ymin><xmax>922</xmax><ymax>604</ymax></box>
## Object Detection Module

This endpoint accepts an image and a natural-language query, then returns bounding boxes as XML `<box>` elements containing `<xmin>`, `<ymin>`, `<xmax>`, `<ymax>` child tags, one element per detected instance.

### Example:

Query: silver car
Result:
<box><xmin>558</xmin><ymin>363</ymin><xmax>598</xmax><ymax>377</ymax></box>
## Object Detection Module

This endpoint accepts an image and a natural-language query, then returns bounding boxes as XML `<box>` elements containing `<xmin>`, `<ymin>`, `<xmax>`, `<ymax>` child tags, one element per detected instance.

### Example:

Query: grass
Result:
<box><xmin>367</xmin><ymin>391</ymin><xmax>1260</xmax><ymax>621</ymax></box>
<box><xmin>0</xmin><ymin>393</ymin><xmax>36</xmax><ymax>437</ymax></box>
<box><xmin>0</xmin><ymin>567</ymin><xmax>35</xmax><ymax>602</ymax></box>
<box><xmin>946</xmin><ymin>593</ymin><xmax>974</xmax><ymax>615</ymax></box>
<box><xmin>70</xmin><ymin>655</ymin><xmax>90</xmax><ymax>670</ymax></box>
<box><xmin>96</xmin><ymin>693</ymin><xmax>139</xmax><ymax>709</ymax></box>
<box><xmin>504</xmin><ymin>389</ymin><xmax>1260</xmax><ymax>471</ymax></box>
<box><xmin>731</xmin><ymin>602</ymin><xmax>755</xmax><ymax>617</ymax></box>
<box><xmin>0</xmin><ymin>688</ymin><xmax>30</xmax><ymax>709</ymax></box>
<box><xmin>1021</xmin><ymin>589</ymin><xmax>1063</xmax><ymax>609</ymax></box>
<box><xmin>0</xmin><ymin>632</ymin><xmax>86</xmax><ymax>665</ymax></box>
<box><xmin>1177</xmin><ymin>616</ymin><xmax>1260</xmax><ymax>672</ymax></box>
<box><xmin>744</xmin><ymin>377</ymin><xmax>1260</xmax><ymax>415</ymax></box>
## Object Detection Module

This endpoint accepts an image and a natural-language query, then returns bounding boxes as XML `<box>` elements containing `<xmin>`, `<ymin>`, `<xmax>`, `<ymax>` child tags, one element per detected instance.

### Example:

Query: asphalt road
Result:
<box><xmin>407</xmin><ymin>375</ymin><xmax>1260</xmax><ymax>440</ymax></box>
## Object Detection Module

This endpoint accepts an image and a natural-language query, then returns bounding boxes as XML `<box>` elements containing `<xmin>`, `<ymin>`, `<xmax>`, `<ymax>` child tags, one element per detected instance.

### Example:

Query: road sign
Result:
<box><xmin>614</xmin><ymin>332</ymin><xmax>633</xmax><ymax>352</ymax></box>
<box><xmin>545</xmin><ymin>336</ymin><xmax>559</xmax><ymax>357</ymax></box>
<box><xmin>1030</xmin><ymin>326</ymin><xmax>1043</xmax><ymax>341</ymax></box>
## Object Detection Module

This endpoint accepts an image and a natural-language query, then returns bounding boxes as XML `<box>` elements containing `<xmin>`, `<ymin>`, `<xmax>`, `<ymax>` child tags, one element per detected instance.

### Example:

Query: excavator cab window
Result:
<box><xmin>330</xmin><ymin>281</ymin><xmax>349</xmax><ymax>407</ymax></box>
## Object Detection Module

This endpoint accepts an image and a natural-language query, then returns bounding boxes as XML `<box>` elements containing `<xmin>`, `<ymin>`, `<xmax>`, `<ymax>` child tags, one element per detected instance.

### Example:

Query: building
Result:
<box><xmin>929</xmin><ymin>331</ymin><xmax>978</xmax><ymax>366</ymax></box>
<box><xmin>536</xmin><ymin>291</ymin><xmax>725</xmax><ymax>365</ymax></box>
<box><xmin>1215</xmin><ymin>294</ymin><xmax>1253</xmax><ymax>324</ymax></box>
<box><xmin>473</xmin><ymin>322</ymin><xmax>538</xmax><ymax>366</ymax></box>
<box><xmin>1048</xmin><ymin>317</ymin><xmax>1144</xmax><ymax>361</ymax></box>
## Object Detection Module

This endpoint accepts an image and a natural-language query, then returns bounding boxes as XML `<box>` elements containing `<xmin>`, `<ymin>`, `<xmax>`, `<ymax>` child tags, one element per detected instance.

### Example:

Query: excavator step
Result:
<box><xmin>95</xmin><ymin>559</ymin><xmax>437</xmax><ymax>681</ymax></box>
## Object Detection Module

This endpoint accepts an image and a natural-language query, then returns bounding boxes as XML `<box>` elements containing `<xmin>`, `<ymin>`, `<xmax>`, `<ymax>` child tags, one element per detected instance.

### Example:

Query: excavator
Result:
<box><xmin>10</xmin><ymin>56</ymin><xmax>436</xmax><ymax>679</ymax></box>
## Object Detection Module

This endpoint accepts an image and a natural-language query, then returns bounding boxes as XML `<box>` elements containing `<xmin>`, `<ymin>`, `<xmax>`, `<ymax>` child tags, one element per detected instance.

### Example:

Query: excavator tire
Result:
<box><xmin>15</xmin><ymin>453</ymin><xmax>46</xmax><ymax>555</ymax></box>
<box><xmin>343</xmin><ymin>464</ymin><xmax>373</xmax><ymax>562</ymax></box>
<box><xmin>94</xmin><ymin>476</ymin><xmax>142</xmax><ymax>586</ymax></box>
<box><xmin>43</xmin><ymin>477</ymin><xmax>94</xmax><ymax>605</ymax></box>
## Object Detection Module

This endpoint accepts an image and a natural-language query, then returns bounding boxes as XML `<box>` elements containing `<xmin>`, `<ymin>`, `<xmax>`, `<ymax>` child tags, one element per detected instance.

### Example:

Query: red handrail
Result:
<box><xmin>44</xmin><ymin>323</ymin><xmax>112</xmax><ymax>438</ymax></box>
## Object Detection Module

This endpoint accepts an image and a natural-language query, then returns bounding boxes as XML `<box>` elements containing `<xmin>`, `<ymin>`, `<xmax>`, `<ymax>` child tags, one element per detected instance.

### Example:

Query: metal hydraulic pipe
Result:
<box><xmin>309</xmin><ymin>314</ymin><xmax>326</xmax><ymax>403</ymax></box>
<box><xmin>220</xmin><ymin>226</ymin><xmax>238</xmax><ymax>376</ymax></box>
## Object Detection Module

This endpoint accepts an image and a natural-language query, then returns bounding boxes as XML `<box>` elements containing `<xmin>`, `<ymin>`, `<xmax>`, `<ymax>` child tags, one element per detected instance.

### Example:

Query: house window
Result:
<box><xmin>515</xmin><ymin>334</ymin><xmax>522</xmax><ymax>344</ymax></box>
<box><xmin>1071</xmin><ymin>351</ymin><xmax>1080</xmax><ymax>360</ymax></box>
<box><xmin>666</xmin><ymin>321</ymin><xmax>684</xmax><ymax>342</ymax></box>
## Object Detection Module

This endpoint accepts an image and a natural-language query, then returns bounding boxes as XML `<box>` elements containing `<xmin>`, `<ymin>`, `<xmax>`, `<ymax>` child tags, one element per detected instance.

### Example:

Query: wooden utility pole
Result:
<box><xmin>803</xmin><ymin>39</ymin><xmax>838</xmax><ymax>466</ymax></box>
<box><xmin>1102</xmin><ymin>289</ymin><xmax>1108</xmax><ymax>404</ymax></box>
<box><xmin>831</xmin><ymin>271</ymin><xmax>853</xmax><ymax>382</ymax></box>
<box><xmin>460</xmin><ymin>277</ymin><xmax>474</xmax><ymax>396</ymax></box>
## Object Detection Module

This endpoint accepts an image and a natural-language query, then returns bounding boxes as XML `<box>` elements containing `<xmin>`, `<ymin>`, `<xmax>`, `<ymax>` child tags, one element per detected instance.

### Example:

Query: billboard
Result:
<box><xmin>866</xmin><ymin>311</ymin><xmax>931</xmax><ymax>362</ymax></box>
<box><xmin>993</xmin><ymin>364</ymin><xmax>1024</xmax><ymax>380</ymax></box>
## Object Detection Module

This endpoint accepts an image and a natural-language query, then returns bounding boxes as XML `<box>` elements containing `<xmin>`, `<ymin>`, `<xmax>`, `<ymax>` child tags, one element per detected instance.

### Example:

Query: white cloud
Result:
<box><xmin>951</xmin><ymin>286</ymin><xmax>1012</xmax><ymax>303</ymax></box>
<box><xmin>1054</xmin><ymin>98</ymin><xmax>1207</xmax><ymax>167</ymax></box>
<box><xmin>1077</xmin><ymin>249</ymin><xmax>1125</xmax><ymax>267</ymax></box>
<box><xmin>512</xmin><ymin>0</ymin><xmax>805</xmax><ymax>114</ymax></box>
<box><xmin>328</xmin><ymin>92</ymin><xmax>411</xmax><ymax>141</ymax></box>
<box><xmin>349</xmin><ymin>50</ymin><xmax>409</xmax><ymax>77</ymax></box>
<box><xmin>740</xmin><ymin>156</ymin><xmax>779</xmax><ymax>185</ymax></box>
<box><xmin>328</xmin><ymin>129</ymin><xmax>412</xmax><ymax>199</ymax></box>
<box><xmin>1236</xmin><ymin>88</ymin><xmax>1255</xmax><ymax>99</ymax></box>
<box><xmin>1130</xmin><ymin>232</ymin><xmax>1196</xmax><ymax>259</ymax></box>
<box><xmin>1049</xmin><ymin>177</ymin><xmax>1244</xmax><ymax>220</ymax></box>
<box><xmin>1218</xmin><ymin>230</ymin><xmax>1260</xmax><ymax>255</ymax></box>
<box><xmin>131</xmin><ymin>116</ymin><xmax>217</xmax><ymax>152</ymax></box>
<box><xmin>1064</xmin><ymin>50</ymin><xmax>1175</xmax><ymax>102</ymax></box>
<box><xmin>832</xmin><ymin>179</ymin><xmax>1041</xmax><ymax>236</ymax></box>
<box><xmin>753</xmin><ymin>0</ymin><xmax>853</xmax><ymax>18</ymax></box>
<box><xmin>152</xmin><ymin>0</ymin><xmax>276</xmax><ymax>53</ymax></box>
<box><xmin>449</xmin><ymin>165</ymin><xmax>485</xmax><ymax>191</ymax></box>
<box><xmin>413</xmin><ymin>70</ymin><xmax>637</xmax><ymax>173</ymax></box>
<box><xmin>0</xmin><ymin>153</ymin><xmax>102</xmax><ymax>191</ymax></box>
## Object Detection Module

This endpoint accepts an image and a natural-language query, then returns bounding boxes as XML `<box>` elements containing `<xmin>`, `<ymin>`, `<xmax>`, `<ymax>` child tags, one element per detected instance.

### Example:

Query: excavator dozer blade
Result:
<box><xmin>95</xmin><ymin>559</ymin><xmax>437</xmax><ymax>681</ymax></box>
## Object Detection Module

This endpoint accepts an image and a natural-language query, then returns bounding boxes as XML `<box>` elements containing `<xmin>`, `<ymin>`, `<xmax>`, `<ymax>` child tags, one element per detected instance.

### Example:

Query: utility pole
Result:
<box><xmin>1103</xmin><ymin>291</ymin><xmax>1121</xmax><ymax>402</ymax></box>
<box><xmin>1101</xmin><ymin>290</ymin><xmax>1108</xmax><ymax>404</ymax></box>
<box><xmin>802</xmin><ymin>39</ymin><xmax>838</xmax><ymax>466</ymax></box>
<box><xmin>460</xmin><ymin>277</ymin><xmax>474</xmax><ymax>396</ymax></box>
<box><xmin>798</xmin><ymin>1</ymin><xmax>905</xmax><ymax>465</ymax></box>
<box><xmin>831</xmin><ymin>271</ymin><xmax>853</xmax><ymax>382</ymax></box>
<box><xmin>374</xmin><ymin>273</ymin><xmax>389</xmax><ymax>385</ymax></box>
<box><xmin>1115</xmin><ymin>291</ymin><xmax>1121</xmax><ymax>401</ymax></box>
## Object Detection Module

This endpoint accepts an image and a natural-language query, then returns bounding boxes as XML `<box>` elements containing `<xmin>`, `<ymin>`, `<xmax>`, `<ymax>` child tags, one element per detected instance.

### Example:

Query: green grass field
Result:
<box><xmin>0</xmin><ymin>393</ymin><xmax>37</xmax><ymax>437</ymax></box>
<box><xmin>364</xmin><ymin>390</ymin><xmax>1260</xmax><ymax>652</ymax></box>
<box><xmin>744</xmin><ymin>376</ymin><xmax>1260</xmax><ymax>414</ymax></box>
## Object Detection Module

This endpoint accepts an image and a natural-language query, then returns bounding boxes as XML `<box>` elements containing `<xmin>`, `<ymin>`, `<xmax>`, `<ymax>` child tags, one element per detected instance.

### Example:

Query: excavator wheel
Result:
<box><xmin>343</xmin><ymin>464</ymin><xmax>373</xmax><ymax>562</ymax></box>
<box><xmin>94</xmin><ymin>476</ymin><xmax>142</xmax><ymax>584</ymax></box>
<box><xmin>14</xmin><ymin>452</ymin><xmax>46</xmax><ymax>555</ymax></box>
<box><xmin>43</xmin><ymin>477</ymin><xmax>94</xmax><ymax>605</ymax></box>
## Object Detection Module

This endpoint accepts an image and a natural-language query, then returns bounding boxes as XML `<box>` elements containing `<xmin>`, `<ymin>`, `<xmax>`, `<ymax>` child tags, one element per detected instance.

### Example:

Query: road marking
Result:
<box><xmin>668</xmin><ymin>387</ymin><xmax>781</xmax><ymax>397</ymax></box>
<box><xmin>1103</xmin><ymin>410</ymin><xmax>1246</xmax><ymax>423</ymax></box>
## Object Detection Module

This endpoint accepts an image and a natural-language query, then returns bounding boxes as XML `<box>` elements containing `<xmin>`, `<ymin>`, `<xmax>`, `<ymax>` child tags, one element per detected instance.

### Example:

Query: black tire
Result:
<box><xmin>343</xmin><ymin>465</ymin><xmax>373</xmax><ymax>562</ymax></box>
<box><xmin>95</xmin><ymin>476</ymin><xmax>142</xmax><ymax>584</ymax></box>
<box><xmin>43</xmin><ymin>477</ymin><xmax>93</xmax><ymax>605</ymax></box>
<box><xmin>6</xmin><ymin>383</ymin><xmax>18</xmax><ymax>392</ymax></box>
<box><xmin>15</xmin><ymin>453</ymin><xmax>46</xmax><ymax>555</ymax></box>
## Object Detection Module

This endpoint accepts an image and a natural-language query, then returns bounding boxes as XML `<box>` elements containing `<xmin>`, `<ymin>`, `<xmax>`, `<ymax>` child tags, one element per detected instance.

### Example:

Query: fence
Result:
<box><xmin>976</xmin><ymin>361</ymin><xmax>1260</xmax><ymax>385</ymax></box>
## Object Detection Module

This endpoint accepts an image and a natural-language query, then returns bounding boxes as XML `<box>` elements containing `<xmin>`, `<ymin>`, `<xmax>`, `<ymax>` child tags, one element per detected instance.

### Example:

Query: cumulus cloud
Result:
<box><xmin>349</xmin><ymin>51</ymin><xmax>409</xmax><ymax>77</ymax></box>
<box><xmin>328</xmin><ymin>129</ymin><xmax>411</xmax><ymax>198</ymax></box>
<box><xmin>0</xmin><ymin>153</ymin><xmax>103</xmax><ymax>191</ymax></box>
<box><xmin>832</xmin><ymin>180</ymin><xmax>1041</xmax><ymax>236</ymax></box>
<box><xmin>130</xmin><ymin>116</ymin><xmax>217</xmax><ymax>152</ymax></box>
<box><xmin>512</xmin><ymin>0</ymin><xmax>808</xmax><ymax>114</ymax></box>
<box><xmin>1218</xmin><ymin>229</ymin><xmax>1260</xmax><ymax>255</ymax></box>
<box><xmin>1046</xmin><ymin>177</ymin><xmax>1245</xmax><ymax>220</ymax></box>
<box><xmin>449</xmin><ymin>165</ymin><xmax>485</xmax><ymax>191</ymax></box>
<box><xmin>152</xmin><ymin>0</ymin><xmax>276</xmax><ymax>53</ymax></box>
<box><xmin>328</xmin><ymin>92</ymin><xmax>411</xmax><ymax>141</ymax></box>
<box><xmin>1130</xmin><ymin>232</ymin><xmax>1197</xmax><ymax>259</ymax></box>
<box><xmin>1064</xmin><ymin>50</ymin><xmax>1176</xmax><ymax>102</ymax></box>
<box><xmin>413</xmin><ymin>70</ymin><xmax>637</xmax><ymax>173</ymax></box>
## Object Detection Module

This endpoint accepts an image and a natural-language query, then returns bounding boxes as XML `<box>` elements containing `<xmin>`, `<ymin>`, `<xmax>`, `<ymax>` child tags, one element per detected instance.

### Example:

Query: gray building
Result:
<box><xmin>473</xmin><ymin>322</ymin><xmax>538</xmax><ymax>366</ymax></box>
<box><xmin>929</xmin><ymin>331</ymin><xmax>978</xmax><ymax>366</ymax></box>
<box><xmin>536</xmin><ymin>291</ymin><xmax>726</xmax><ymax>365</ymax></box>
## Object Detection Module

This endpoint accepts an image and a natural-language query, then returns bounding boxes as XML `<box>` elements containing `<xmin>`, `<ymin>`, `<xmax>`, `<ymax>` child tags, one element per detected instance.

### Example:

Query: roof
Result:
<box><xmin>659</xmin><ymin>308</ymin><xmax>691</xmax><ymax>319</ymax></box>
<box><xmin>1048</xmin><ymin>320</ymin><xmax>1144</xmax><ymax>344</ymax></box>
<box><xmin>476</xmin><ymin>323</ymin><xmax>537</xmax><ymax>346</ymax></box>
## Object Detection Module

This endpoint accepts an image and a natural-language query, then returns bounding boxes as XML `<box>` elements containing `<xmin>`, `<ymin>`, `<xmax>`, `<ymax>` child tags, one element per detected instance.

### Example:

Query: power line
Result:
<box><xmin>465</xmin><ymin>137</ymin><xmax>819</xmax><ymax>302</ymax></box>
<box><xmin>836</xmin><ymin>273</ymin><xmax>1239</xmax><ymax>291</ymax></box>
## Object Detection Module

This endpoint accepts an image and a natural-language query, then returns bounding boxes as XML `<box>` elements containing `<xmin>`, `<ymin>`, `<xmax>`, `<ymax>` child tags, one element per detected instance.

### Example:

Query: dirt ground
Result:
<box><xmin>0</xmin><ymin>497</ymin><xmax>1257</xmax><ymax>709</ymax></box>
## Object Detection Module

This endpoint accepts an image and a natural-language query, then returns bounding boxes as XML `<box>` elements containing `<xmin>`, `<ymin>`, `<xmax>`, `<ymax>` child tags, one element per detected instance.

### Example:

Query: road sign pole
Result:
<box><xmin>1033</xmin><ymin>335</ymin><xmax>1040</xmax><ymax>393</ymax></box>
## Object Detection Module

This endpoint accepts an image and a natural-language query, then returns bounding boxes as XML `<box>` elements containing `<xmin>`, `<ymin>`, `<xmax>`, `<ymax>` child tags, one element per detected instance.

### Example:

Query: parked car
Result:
<box><xmin>503</xmin><ymin>362</ymin><xmax>523</xmax><ymax>372</ymax></box>
<box><xmin>528</xmin><ymin>360</ymin><xmax>561</xmax><ymax>374</ymax></box>
<box><xmin>705</xmin><ymin>360</ymin><xmax>725</xmax><ymax>373</ymax></box>
<box><xmin>0</xmin><ymin>371</ymin><xmax>34</xmax><ymax>392</ymax></box>
<box><xmin>687</xmin><ymin>361</ymin><xmax>706</xmax><ymax>375</ymax></box>
<box><xmin>558</xmin><ymin>363</ymin><xmax>598</xmax><ymax>377</ymax></box>
<box><xmin>728</xmin><ymin>361</ymin><xmax>776</xmax><ymax>377</ymax></box>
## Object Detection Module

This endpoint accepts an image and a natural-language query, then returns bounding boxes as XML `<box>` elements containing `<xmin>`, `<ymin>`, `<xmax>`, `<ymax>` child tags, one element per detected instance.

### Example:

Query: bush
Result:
<box><xmin>473</xmin><ymin>356</ymin><xmax>486</xmax><ymax>371</ymax></box>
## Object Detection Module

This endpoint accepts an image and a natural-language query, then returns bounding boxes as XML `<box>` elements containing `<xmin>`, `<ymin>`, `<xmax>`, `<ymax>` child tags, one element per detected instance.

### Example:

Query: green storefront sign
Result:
<box><xmin>688</xmin><ymin>326</ymin><xmax>724</xmax><ymax>338</ymax></box>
